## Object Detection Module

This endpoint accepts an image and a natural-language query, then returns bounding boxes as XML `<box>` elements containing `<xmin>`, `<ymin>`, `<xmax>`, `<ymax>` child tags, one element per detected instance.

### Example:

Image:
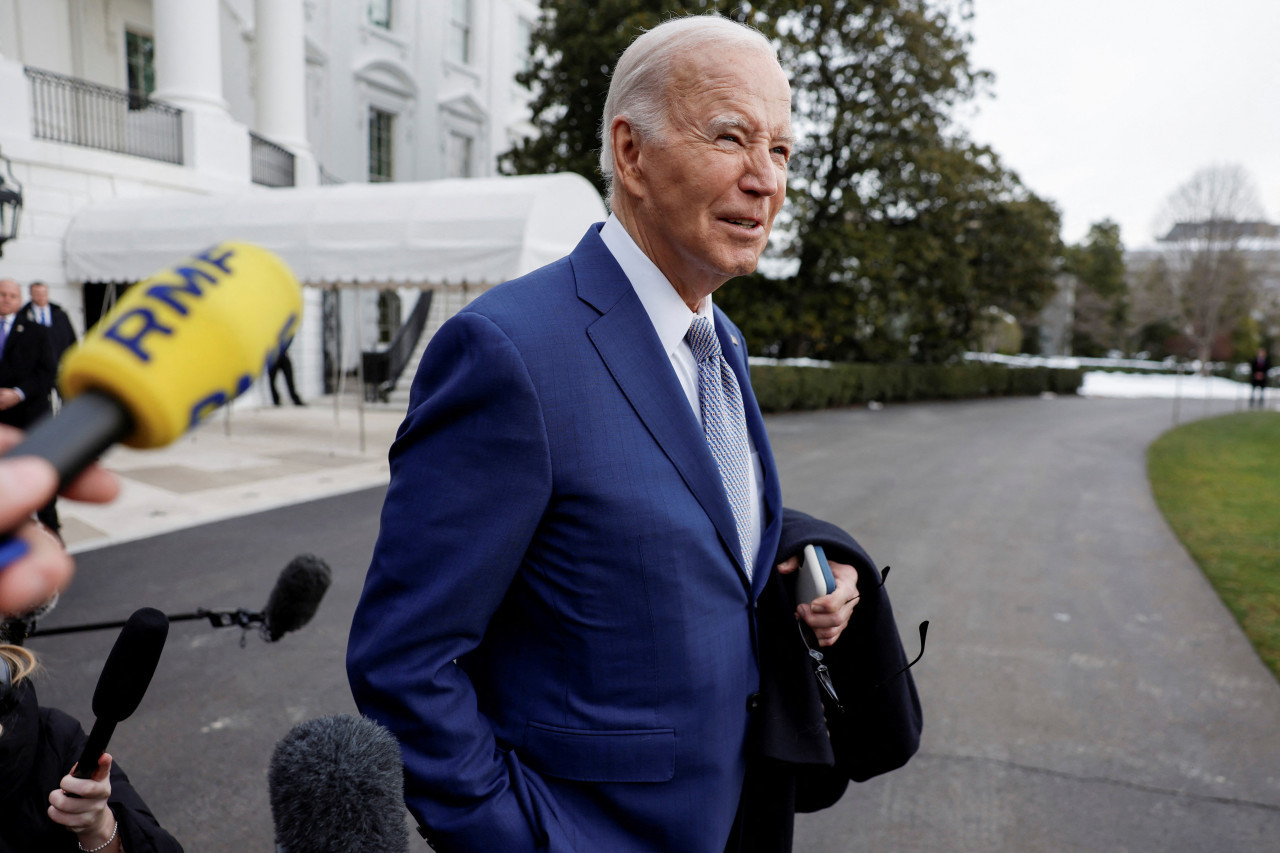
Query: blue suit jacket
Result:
<box><xmin>347</xmin><ymin>224</ymin><xmax>784</xmax><ymax>852</ymax></box>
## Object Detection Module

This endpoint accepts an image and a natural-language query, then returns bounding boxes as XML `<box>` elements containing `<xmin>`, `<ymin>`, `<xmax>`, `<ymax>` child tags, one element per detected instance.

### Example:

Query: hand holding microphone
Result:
<box><xmin>0</xmin><ymin>430</ymin><xmax>119</xmax><ymax>616</ymax></box>
<box><xmin>0</xmin><ymin>243</ymin><xmax>302</xmax><ymax>615</ymax></box>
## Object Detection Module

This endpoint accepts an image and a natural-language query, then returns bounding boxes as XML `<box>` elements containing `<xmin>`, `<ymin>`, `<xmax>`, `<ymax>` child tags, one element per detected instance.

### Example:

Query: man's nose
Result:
<box><xmin>739</xmin><ymin>145</ymin><xmax>780</xmax><ymax>197</ymax></box>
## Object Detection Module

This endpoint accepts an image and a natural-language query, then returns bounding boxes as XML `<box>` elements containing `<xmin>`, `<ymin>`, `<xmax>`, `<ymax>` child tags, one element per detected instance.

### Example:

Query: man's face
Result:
<box><xmin>30</xmin><ymin>285</ymin><xmax>49</xmax><ymax>307</ymax></box>
<box><xmin>0</xmin><ymin>281</ymin><xmax>21</xmax><ymax>316</ymax></box>
<box><xmin>624</xmin><ymin>44</ymin><xmax>792</xmax><ymax>303</ymax></box>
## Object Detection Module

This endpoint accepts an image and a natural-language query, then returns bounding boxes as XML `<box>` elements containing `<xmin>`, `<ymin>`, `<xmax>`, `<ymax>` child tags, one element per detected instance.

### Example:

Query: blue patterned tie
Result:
<box><xmin>686</xmin><ymin>316</ymin><xmax>754</xmax><ymax>578</ymax></box>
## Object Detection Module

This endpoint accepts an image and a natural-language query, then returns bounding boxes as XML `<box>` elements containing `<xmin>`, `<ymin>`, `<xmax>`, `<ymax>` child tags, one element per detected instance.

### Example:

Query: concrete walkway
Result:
<box><xmin>60</xmin><ymin>397</ymin><xmax>403</xmax><ymax>553</ymax></box>
<box><xmin>770</xmin><ymin>396</ymin><xmax>1280</xmax><ymax>852</ymax></box>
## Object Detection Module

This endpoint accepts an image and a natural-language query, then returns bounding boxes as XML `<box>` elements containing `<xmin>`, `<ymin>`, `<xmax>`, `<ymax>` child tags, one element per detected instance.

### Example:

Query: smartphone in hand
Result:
<box><xmin>796</xmin><ymin>543</ymin><xmax>836</xmax><ymax>604</ymax></box>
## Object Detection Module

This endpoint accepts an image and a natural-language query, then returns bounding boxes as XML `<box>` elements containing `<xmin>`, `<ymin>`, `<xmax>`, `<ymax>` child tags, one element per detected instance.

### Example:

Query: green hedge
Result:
<box><xmin>749</xmin><ymin>362</ymin><xmax>1085</xmax><ymax>413</ymax></box>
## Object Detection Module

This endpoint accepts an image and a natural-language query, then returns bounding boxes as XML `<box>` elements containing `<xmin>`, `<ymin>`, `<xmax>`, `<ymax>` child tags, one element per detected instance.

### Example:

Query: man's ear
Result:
<box><xmin>611</xmin><ymin>116</ymin><xmax>645</xmax><ymax>200</ymax></box>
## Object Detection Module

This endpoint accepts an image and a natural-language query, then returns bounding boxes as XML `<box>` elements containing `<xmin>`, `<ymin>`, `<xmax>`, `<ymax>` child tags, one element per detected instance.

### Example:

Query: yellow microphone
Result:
<box><xmin>3</xmin><ymin>242</ymin><xmax>301</xmax><ymax>483</ymax></box>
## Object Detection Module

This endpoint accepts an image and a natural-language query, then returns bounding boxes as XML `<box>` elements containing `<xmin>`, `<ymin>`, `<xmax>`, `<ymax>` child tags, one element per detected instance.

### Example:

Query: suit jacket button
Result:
<box><xmin>746</xmin><ymin>692</ymin><xmax>761</xmax><ymax>712</ymax></box>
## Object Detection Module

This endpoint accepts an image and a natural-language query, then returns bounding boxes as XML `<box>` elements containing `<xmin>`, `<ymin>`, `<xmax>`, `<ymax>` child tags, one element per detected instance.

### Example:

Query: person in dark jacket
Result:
<box><xmin>1249</xmin><ymin>347</ymin><xmax>1271</xmax><ymax>408</ymax></box>
<box><xmin>21</xmin><ymin>282</ymin><xmax>78</xmax><ymax>370</ymax></box>
<box><xmin>0</xmin><ymin>644</ymin><xmax>184</xmax><ymax>853</ymax></box>
<box><xmin>0</xmin><ymin>278</ymin><xmax>59</xmax><ymax>534</ymax></box>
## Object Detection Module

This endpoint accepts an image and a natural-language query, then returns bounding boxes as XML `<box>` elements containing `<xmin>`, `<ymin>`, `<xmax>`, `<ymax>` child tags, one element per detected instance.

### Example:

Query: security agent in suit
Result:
<box><xmin>0</xmin><ymin>279</ymin><xmax>58</xmax><ymax>534</ymax></box>
<box><xmin>21</xmin><ymin>282</ymin><xmax>77</xmax><ymax>367</ymax></box>
<box><xmin>347</xmin><ymin>16</ymin><xmax>859</xmax><ymax>853</ymax></box>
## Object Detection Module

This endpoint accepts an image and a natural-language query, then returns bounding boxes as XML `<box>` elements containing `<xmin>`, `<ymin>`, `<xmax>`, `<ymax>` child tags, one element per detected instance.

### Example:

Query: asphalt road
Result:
<box><xmin>28</xmin><ymin>395</ymin><xmax>1280</xmax><ymax>851</ymax></box>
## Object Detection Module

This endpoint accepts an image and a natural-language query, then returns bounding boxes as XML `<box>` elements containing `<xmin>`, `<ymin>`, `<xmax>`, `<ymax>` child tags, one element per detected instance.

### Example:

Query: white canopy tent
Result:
<box><xmin>62</xmin><ymin>173</ymin><xmax>607</xmax><ymax>447</ymax></box>
<box><xmin>64</xmin><ymin>173</ymin><xmax>607</xmax><ymax>286</ymax></box>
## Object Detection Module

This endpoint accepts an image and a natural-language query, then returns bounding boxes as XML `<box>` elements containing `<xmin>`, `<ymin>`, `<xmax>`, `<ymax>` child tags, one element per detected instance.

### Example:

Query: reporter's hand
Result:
<box><xmin>0</xmin><ymin>426</ymin><xmax>120</xmax><ymax>616</ymax></box>
<box><xmin>49</xmin><ymin>754</ymin><xmax>120</xmax><ymax>850</ymax></box>
<box><xmin>776</xmin><ymin>554</ymin><xmax>859</xmax><ymax>646</ymax></box>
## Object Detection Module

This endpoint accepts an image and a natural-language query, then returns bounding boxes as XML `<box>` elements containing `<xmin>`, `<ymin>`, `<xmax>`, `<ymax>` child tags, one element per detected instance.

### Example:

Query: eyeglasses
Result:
<box><xmin>797</xmin><ymin>564</ymin><xmax>930</xmax><ymax>713</ymax></box>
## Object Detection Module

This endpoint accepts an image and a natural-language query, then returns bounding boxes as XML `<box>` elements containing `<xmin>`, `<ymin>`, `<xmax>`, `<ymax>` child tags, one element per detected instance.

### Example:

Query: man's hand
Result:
<box><xmin>0</xmin><ymin>426</ymin><xmax>120</xmax><ymax>616</ymax></box>
<box><xmin>775</xmin><ymin>554</ymin><xmax>859</xmax><ymax>646</ymax></box>
<box><xmin>0</xmin><ymin>388</ymin><xmax>21</xmax><ymax>410</ymax></box>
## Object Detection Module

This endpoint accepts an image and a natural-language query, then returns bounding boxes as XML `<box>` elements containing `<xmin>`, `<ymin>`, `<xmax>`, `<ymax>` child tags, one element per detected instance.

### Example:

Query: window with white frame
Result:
<box><xmin>515</xmin><ymin>17</ymin><xmax>534</xmax><ymax>74</ymax></box>
<box><xmin>368</xmin><ymin>0</ymin><xmax>393</xmax><ymax>29</ymax></box>
<box><xmin>125</xmin><ymin>30</ymin><xmax>155</xmax><ymax>109</ymax></box>
<box><xmin>369</xmin><ymin>108</ymin><xmax>395</xmax><ymax>182</ymax></box>
<box><xmin>445</xmin><ymin>130</ymin><xmax>474</xmax><ymax>179</ymax></box>
<box><xmin>448</xmin><ymin>0</ymin><xmax>472</xmax><ymax>65</ymax></box>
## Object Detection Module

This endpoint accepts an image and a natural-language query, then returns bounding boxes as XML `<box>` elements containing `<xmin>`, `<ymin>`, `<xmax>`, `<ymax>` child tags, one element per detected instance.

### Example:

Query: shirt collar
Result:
<box><xmin>599</xmin><ymin>214</ymin><xmax>713</xmax><ymax>358</ymax></box>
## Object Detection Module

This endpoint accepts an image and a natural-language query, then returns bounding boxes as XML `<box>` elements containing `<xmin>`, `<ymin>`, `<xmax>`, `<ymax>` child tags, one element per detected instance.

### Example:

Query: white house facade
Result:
<box><xmin>0</xmin><ymin>0</ymin><xmax>547</xmax><ymax>405</ymax></box>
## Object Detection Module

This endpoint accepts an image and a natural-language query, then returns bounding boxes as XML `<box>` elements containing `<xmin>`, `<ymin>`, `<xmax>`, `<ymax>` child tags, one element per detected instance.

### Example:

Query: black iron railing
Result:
<box><xmin>362</xmin><ymin>291</ymin><xmax>434</xmax><ymax>402</ymax></box>
<box><xmin>25</xmin><ymin>67</ymin><xmax>183</xmax><ymax>165</ymax></box>
<box><xmin>250</xmin><ymin>132</ymin><xmax>296</xmax><ymax>187</ymax></box>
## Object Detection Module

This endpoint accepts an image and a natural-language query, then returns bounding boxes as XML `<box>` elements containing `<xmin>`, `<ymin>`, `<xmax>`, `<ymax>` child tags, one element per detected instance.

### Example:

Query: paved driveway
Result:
<box><xmin>29</xmin><ymin>396</ymin><xmax>1280</xmax><ymax>851</ymax></box>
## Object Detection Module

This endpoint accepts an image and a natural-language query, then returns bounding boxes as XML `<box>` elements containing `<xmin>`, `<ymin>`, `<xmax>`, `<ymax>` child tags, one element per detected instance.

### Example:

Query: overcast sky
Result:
<box><xmin>960</xmin><ymin>0</ymin><xmax>1280</xmax><ymax>249</ymax></box>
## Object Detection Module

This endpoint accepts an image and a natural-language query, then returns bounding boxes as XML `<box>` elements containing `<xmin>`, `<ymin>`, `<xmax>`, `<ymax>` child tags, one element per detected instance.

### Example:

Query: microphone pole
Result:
<box><xmin>23</xmin><ymin>554</ymin><xmax>332</xmax><ymax>641</ymax></box>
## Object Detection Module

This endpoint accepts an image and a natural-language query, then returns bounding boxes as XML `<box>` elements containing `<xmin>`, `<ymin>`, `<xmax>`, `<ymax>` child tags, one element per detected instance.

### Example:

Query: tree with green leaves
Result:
<box><xmin>1064</xmin><ymin>219</ymin><xmax>1127</xmax><ymax>357</ymax></box>
<box><xmin>501</xmin><ymin>1</ymin><xmax>769</xmax><ymax>197</ymax></box>
<box><xmin>504</xmin><ymin>0</ymin><xmax>1063</xmax><ymax>364</ymax></box>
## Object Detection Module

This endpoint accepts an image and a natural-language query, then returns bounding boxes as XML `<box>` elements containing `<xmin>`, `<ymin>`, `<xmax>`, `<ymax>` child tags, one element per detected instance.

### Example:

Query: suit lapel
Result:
<box><xmin>572</xmin><ymin>227</ymin><xmax>747</xmax><ymax>579</ymax></box>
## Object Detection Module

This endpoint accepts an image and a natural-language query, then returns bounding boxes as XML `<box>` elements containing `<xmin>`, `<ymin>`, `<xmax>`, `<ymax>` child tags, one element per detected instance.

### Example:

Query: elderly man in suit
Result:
<box><xmin>348</xmin><ymin>16</ymin><xmax>859</xmax><ymax>853</ymax></box>
<box><xmin>22</xmin><ymin>283</ymin><xmax>77</xmax><ymax>365</ymax></box>
<box><xmin>22</xmin><ymin>281</ymin><xmax>77</xmax><ymax>411</ymax></box>
<box><xmin>0</xmin><ymin>278</ymin><xmax>59</xmax><ymax>533</ymax></box>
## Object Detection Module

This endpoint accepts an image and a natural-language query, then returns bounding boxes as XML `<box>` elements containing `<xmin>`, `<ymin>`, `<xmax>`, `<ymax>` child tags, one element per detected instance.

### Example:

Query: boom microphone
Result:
<box><xmin>269</xmin><ymin>714</ymin><xmax>410</xmax><ymax>853</ymax></box>
<box><xmin>72</xmin><ymin>606</ymin><xmax>169</xmax><ymax>780</ymax></box>
<box><xmin>22</xmin><ymin>554</ymin><xmax>332</xmax><ymax>642</ymax></box>
<box><xmin>261</xmin><ymin>553</ymin><xmax>332</xmax><ymax>642</ymax></box>
<box><xmin>3</xmin><ymin>242</ymin><xmax>302</xmax><ymax>485</ymax></box>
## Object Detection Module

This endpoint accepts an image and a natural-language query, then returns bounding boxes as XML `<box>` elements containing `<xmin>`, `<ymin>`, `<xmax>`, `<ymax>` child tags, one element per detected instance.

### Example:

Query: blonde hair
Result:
<box><xmin>1</xmin><ymin>643</ymin><xmax>39</xmax><ymax>685</ymax></box>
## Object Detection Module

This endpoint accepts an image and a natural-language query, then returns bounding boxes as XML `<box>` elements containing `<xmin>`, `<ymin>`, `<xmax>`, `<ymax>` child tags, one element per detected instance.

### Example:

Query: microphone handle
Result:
<box><xmin>2</xmin><ymin>390</ymin><xmax>134</xmax><ymax>486</ymax></box>
<box><xmin>72</xmin><ymin>716</ymin><xmax>118</xmax><ymax>780</ymax></box>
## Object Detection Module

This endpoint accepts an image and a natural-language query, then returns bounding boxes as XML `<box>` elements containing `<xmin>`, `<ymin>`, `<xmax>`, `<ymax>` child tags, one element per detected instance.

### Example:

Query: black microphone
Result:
<box><xmin>269</xmin><ymin>715</ymin><xmax>410</xmax><ymax>853</ymax></box>
<box><xmin>261</xmin><ymin>554</ymin><xmax>332</xmax><ymax>642</ymax></box>
<box><xmin>72</xmin><ymin>606</ymin><xmax>169</xmax><ymax>779</ymax></box>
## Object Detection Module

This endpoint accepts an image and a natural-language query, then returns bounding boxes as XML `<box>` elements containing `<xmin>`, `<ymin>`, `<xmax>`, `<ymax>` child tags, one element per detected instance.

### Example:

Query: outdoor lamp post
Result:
<box><xmin>0</xmin><ymin>148</ymin><xmax>23</xmax><ymax>258</ymax></box>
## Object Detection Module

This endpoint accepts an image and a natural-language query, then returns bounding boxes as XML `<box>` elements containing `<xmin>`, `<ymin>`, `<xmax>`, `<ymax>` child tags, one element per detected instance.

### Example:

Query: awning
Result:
<box><xmin>63</xmin><ymin>173</ymin><xmax>607</xmax><ymax>287</ymax></box>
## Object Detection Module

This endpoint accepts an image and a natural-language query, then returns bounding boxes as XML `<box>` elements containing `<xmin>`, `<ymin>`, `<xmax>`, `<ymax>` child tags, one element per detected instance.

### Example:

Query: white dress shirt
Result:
<box><xmin>599</xmin><ymin>215</ymin><xmax>765</xmax><ymax>569</ymax></box>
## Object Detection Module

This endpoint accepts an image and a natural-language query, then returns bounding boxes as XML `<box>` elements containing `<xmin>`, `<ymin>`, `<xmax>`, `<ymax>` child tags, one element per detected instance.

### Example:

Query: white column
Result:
<box><xmin>255</xmin><ymin>0</ymin><xmax>310</xmax><ymax>151</ymax></box>
<box><xmin>151</xmin><ymin>0</ymin><xmax>249</xmax><ymax>183</ymax></box>
<box><xmin>152</xmin><ymin>0</ymin><xmax>229</xmax><ymax>115</ymax></box>
<box><xmin>255</xmin><ymin>0</ymin><xmax>317</xmax><ymax>185</ymax></box>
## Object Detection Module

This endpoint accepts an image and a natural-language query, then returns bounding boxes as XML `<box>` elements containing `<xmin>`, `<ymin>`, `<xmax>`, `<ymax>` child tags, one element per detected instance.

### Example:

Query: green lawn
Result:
<box><xmin>1148</xmin><ymin>412</ymin><xmax>1280</xmax><ymax>681</ymax></box>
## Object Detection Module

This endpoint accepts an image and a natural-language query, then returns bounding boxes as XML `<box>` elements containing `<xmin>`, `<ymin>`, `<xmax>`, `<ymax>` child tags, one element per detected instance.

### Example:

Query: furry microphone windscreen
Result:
<box><xmin>261</xmin><ymin>554</ymin><xmax>332</xmax><ymax>642</ymax></box>
<box><xmin>269</xmin><ymin>714</ymin><xmax>409</xmax><ymax>853</ymax></box>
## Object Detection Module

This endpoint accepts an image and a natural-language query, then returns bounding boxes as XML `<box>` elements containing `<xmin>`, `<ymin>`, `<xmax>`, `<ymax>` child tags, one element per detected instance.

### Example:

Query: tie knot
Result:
<box><xmin>685</xmin><ymin>316</ymin><xmax>721</xmax><ymax>364</ymax></box>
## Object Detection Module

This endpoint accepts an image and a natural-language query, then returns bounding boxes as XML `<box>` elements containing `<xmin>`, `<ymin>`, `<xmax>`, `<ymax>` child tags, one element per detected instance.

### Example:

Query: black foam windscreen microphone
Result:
<box><xmin>269</xmin><ymin>715</ymin><xmax>410</xmax><ymax>853</ymax></box>
<box><xmin>261</xmin><ymin>554</ymin><xmax>332</xmax><ymax>642</ymax></box>
<box><xmin>72</xmin><ymin>606</ymin><xmax>168</xmax><ymax>779</ymax></box>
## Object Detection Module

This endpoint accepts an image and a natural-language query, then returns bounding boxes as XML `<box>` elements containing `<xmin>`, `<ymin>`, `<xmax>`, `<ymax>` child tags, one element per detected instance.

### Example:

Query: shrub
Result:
<box><xmin>749</xmin><ymin>362</ymin><xmax>1085</xmax><ymax>413</ymax></box>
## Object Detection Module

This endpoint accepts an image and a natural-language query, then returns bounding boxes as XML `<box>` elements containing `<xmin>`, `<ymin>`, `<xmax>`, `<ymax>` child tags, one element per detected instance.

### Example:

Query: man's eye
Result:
<box><xmin>719</xmin><ymin>134</ymin><xmax>741</xmax><ymax>145</ymax></box>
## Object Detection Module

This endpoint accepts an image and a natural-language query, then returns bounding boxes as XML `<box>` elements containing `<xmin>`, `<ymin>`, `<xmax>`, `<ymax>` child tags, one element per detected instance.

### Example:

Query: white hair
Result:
<box><xmin>599</xmin><ymin>14</ymin><xmax>778</xmax><ymax>207</ymax></box>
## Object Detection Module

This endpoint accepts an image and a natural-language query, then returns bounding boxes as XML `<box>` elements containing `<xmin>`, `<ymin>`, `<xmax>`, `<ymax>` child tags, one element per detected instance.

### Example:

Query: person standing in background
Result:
<box><xmin>22</xmin><ymin>283</ymin><xmax>77</xmax><ymax>370</ymax></box>
<box><xmin>0</xmin><ymin>279</ymin><xmax>59</xmax><ymax>536</ymax></box>
<box><xmin>1249</xmin><ymin>346</ymin><xmax>1271</xmax><ymax>408</ymax></box>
